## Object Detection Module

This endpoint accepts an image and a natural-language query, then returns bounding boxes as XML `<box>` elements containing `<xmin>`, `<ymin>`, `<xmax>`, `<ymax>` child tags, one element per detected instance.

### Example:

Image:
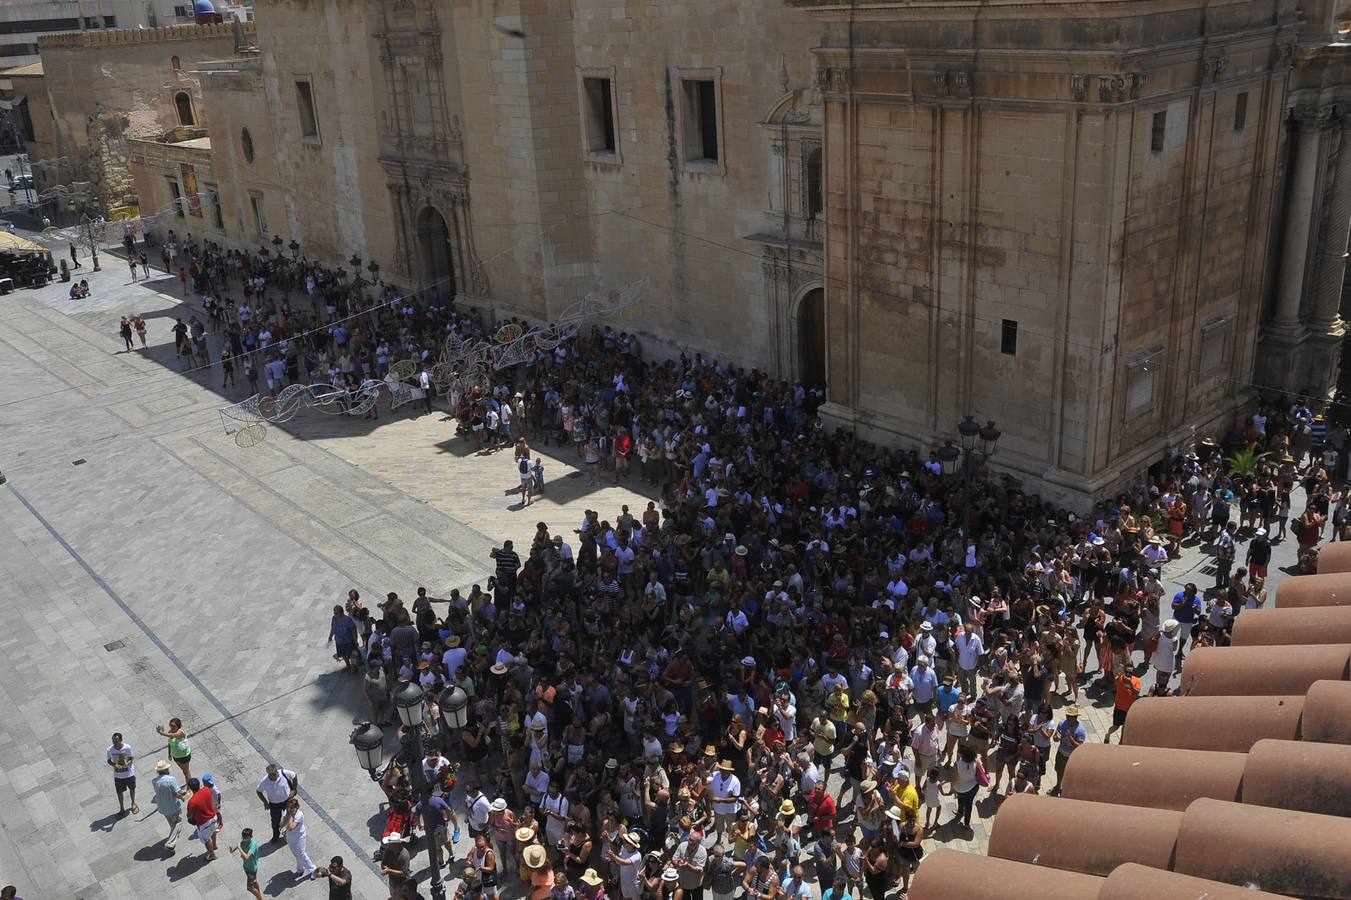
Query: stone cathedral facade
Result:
<box><xmin>104</xmin><ymin>0</ymin><xmax>1351</xmax><ymax>505</ymax></box>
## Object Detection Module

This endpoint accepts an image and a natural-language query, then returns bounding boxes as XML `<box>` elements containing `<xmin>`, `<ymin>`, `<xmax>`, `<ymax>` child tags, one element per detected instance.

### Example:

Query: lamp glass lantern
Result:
<box><xmin>979</xmin><ymin>421</ymin><xmax>1002</xmax><ymax>456</ymax></box>
<box><xmin>350</xmin><ymin>721</ymin><xmax>385</xmax><ymax>771</ymax></box>
<box><xmin>439</xmin><ymin>685</ymin><xmax>469</xmax><ymax>728</ymax></box>
<box><xmin>958</xmin><ymin>415</ymin><xmax>980</xmax><ymax>451</ymax></box>
<box><xmin>392</xmin><ymin>680</ymin><xmax>426</xmax><ymax>728</ymax></box>
<box><xmin>937</xmin><ymin>440</ymin><xmax>961</xmax><ymax>476</ymax></box>
<box><xmin>289</xmin><ymin>239</ymin><xmax>300</xmax><ymax>259</ymax></box>
<box><xmin>350</xmin><ymin>253</ymin><xmax>362</xmax><ymax>270</ymax></box>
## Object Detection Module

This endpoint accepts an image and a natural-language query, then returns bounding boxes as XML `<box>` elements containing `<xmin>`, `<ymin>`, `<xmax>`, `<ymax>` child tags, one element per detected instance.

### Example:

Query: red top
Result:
<box><xmin>187</xmin><ymin>786</ymin><xmax>217</xmax><ymax>826</ymax></box>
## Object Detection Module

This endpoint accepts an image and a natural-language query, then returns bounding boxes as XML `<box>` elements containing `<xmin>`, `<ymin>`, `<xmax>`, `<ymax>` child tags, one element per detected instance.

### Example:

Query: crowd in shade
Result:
<box><xmin>133</xmin><ymin>232</ymin><xmax>1351</xmax><ymax>900</ymax></box>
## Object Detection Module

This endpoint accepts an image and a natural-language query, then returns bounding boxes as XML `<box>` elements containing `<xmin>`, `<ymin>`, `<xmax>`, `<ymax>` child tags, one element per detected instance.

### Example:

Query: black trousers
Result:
<box><xmin>267</xmin><ymin>800</ymin><xmax>287</xmax><ymax>839</ymax></box>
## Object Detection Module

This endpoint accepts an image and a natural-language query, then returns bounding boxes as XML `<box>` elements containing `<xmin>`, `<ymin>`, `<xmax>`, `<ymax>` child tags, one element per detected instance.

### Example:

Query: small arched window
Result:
<box><xmin>171</xmin><ymin>55</ymin><xmax>181</xmax><ymax>71</ymax></box>
<box><xmin>241</xmin><ymin>127</ymin><xmax>255</xmax><ymax>163</ymax></box>
<box><xmin>806</xmin><ymin>147</ymin><xmax>823</xmax><ymax>219</ymax></box>
<box><xmin>174</xmin><ymin>91</ymin><xmax>195</xmax><ymax>126</ymax></box>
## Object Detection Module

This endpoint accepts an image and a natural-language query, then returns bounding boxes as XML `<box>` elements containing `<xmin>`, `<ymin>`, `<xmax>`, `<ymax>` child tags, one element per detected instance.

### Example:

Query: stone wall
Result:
<box><xmin>808</xmin><ymin>0</ymin><xmax>1304</xmax><ymax>507</ymax></box>
<box><xmin>34</xmin><ymin>23</ymin><xmax>249</xmax><ymax>206</ymax></box>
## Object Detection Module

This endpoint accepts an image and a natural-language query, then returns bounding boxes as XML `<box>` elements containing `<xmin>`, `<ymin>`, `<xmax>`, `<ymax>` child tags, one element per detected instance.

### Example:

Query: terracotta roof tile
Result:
<box><xmin>1179</xmin><ymin>643</ymin><xmax>1350</xmax><ymax>696</ymax></box>
<box><xmin>909</xmin><ymin>849</ymin><xmax>1103</xmax><ymax>900</ymax></box>
<box><xmin>1316</xmin><ymin>541</ymin><xmax>1351</xmax><ymax>574</ymax></box>
<box><xmin>1275</xmin><ymin>572</ymin><xmax>1351</xmax><ymax>608</ymax></box>
<box><xmin>988</xmin><ymin>795</ymin><xmax>1182</xmax><ymax>876</ymax></box>
<box><xmin>1231</xmin><ymin>606</ymin><xmax>1351</xmax><ymax>646</ymax></box>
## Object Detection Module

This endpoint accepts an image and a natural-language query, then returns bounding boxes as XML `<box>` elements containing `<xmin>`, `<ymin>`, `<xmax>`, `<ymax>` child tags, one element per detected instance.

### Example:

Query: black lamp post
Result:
<box><xmin>271</xmin><ymin>234</ymin><xmax>283</xmax><ymax>256</ymax></box>
<box><xmin>367</xmin><ymin>259</ymin><xmax>380</xmax><ymax>284</ymax></box>
<box><xmin>289</xmin><ymin>239</ymin><xmax>300</xmax><ymax>260</ymax></box>
<box><xmin>939</xmin><ymin>415</ymin><xmax>1001</xmax><ymax>508</ymax></box>
<box><xmin>351</xmin><ymin>680</ymin><xmax>447</xmax><ymax>900</ymax></box>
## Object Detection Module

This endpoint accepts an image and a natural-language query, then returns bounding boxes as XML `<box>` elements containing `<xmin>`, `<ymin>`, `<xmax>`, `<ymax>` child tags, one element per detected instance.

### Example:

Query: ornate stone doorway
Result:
<box><xmin>417</xmin><ymin>206</ymin><xmax>456</xmax><ymax>299</ymax></box>
<box><xmin>797</xmin><ymin>287</ymin><xmax>826</xmax><ymax>388</ymax></box>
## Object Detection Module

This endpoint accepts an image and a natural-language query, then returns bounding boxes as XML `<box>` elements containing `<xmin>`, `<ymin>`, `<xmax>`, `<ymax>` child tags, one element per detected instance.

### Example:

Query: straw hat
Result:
<box><xmin>444</xmin><ymin>635</ymin><xmax>462</xmax><ymax>648</ymax></box>
<box><xmin>859</xmin><ymin>779</ymin><xmax>877</xmax><ymax>793</ymax></box>
<box><xmin>383</xmin><ymin>833</ymin><xmax>405</xmax><ymax>845</ymax></box>
<box><xmin>885</xmin><ymin>806</ymin><xmax>904</xmax><ymax>821</ymax></box>
<box><xmin>623</xmin><ymin>832</ymin><xmax>641</xmax><ymax>848</ymax></box>
<box><xmin>490</xmin><ymin>662</ymin><xmax>509</xmax><ymax>675</ymax></box>
<box><xmin>779</xmin><ymin>800</ymin><xmax>796</xmax><ymax>817</ymax></box>
<box><xmin>662</xmin><ymin>869</ymin><xmax>680</xmax><ymax>883</ymax></box>
<box><xmin>1162</xmin><ymin>618</ymin><xmax>1181</xmax><ymax>636</ymax></box>
<box><xmin>718</xmin><ymin>759</ymin><xmax>735</xmax><ymax>772</ymax></box>
<box><xmin>154</xmin><ymin>760</ymin><xmax>170</xmax><ymax>774</ymax></box>
<box><xmin>491</xmin><ymin>798</ymin><xmax>508</xmax><ymax>811</ymax></box>
<box><xmin>1065</xmin><ymin>706</ymin><xmax>1081</xmax><ymax>717</ymax></box>
<box><xmin>703</xmin><ymin>745</ymin><xmax>717</xmax><ymax>758</ymax></box>
<box><xmin>516</xmin><ymin>827</ymin><xmax>535</xmax><ymax>843</ymax></box>
<box><xmin>522</xmin><ymin>845</ymin><xmax>548</xmax><ymax>869</ymax></box>
<box><xmin>581</xmin><ymin>869</ymin><xmax>604</xmax><ymax>887</ymax></box>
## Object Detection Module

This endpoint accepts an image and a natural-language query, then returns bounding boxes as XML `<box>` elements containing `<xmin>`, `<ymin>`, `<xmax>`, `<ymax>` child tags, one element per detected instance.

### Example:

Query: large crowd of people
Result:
<box><xmin>102</xmin><ymin>233</ymin><xmax>1351</xmax><ymax>900</ymax></box>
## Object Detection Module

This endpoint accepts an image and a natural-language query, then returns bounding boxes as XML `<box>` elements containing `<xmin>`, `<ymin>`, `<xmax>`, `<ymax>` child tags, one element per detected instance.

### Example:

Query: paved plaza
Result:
<box><xmin>0</xmin><ymin>245</ymin><xmax>1305</xmax><ymax>899</ymax></box>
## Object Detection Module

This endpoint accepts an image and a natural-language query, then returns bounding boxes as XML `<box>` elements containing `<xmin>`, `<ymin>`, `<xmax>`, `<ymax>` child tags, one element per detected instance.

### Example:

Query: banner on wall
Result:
<box><xmin>181</xmin><ymin>164</ymin><xmax>202</xmax><ymax>218</ymax></box>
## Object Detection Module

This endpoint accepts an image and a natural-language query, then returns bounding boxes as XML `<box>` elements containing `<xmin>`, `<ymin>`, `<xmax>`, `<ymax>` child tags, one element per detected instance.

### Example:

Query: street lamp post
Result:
<box><xmin>938</xmin><ymin>415</ymin><xmax>1001</xmax><ymax>515</ymax></box>
<box><xmin>349</xmin><ymin>681</ymin><xmax>448</xmax><ymax>900</ymax></box>
<box><xmin>289</xmin><ymin>239</ymin><xmax>300</xmax><ymax>260</ymax></box>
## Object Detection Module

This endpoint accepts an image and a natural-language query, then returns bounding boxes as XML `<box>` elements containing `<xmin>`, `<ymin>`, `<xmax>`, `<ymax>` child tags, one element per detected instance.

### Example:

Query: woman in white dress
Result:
<box><xmin>282</xmin><ymin>796</ymin><xmax>317</xmax><ymax>879</ymax></box>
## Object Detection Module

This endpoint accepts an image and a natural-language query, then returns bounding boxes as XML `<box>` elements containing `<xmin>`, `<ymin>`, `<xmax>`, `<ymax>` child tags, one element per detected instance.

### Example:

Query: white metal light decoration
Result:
<box><xmin>218</xmin><ymin>279</ymin><xmax>645</xmax><ymax>445</ymax></box>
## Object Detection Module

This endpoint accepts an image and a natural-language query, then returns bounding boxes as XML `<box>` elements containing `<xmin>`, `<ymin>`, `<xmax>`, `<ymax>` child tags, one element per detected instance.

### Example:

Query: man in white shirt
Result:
<box><xmin>774</xmin><ymin>693</ymin><xmax>798</xmax><ymax>743</ymax></box>
<box><xmin>255</xmin><ymin>763</ymin><xmax>299</xmax><ymax>843</ymax></box>
<box><xmin>955</xmin><ymin>624</ymin><xmax>985</xmax><ymax>698</ymax></box>
<box><xmin>107</xmin><ymin>732</ymin><xmax>139</xmax><ymax>816</ymax></box>
<box><xmin>464</xmin><ymin>784</ymin><xmax>492</xmax><ymax>838</ymax></box>
<box><xmin>523</xmin><ymin>759</ymin><xmax>550</xmax><ymax>806</ymax></box>
<box><xmin>706</xmin><ymin>760</ymin><xmax>742</xmax><ymax>839</ymax></box>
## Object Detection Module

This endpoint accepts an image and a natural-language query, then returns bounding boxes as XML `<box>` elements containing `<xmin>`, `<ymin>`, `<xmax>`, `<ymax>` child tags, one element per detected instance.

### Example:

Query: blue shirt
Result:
<box><xmin>936</xmin><ymin>683</ymin><xmax>960</xmax><ymax>715</ymax></box>
<box><xmin>1172</xmin><ymin>592</ymin><xmax>1201</xmax><ymax>624</ymax></box>
<box><xmin>1054</xmin><ymin>719</ymin><xmax>1086</xmax><ymax>757</ymax></box>
<box><xmin>910</xmin><ymin>665</ymin><xmax>939</xmax><ymax>703</ymax></box>
<box><xmin>240</xmin><ymin>838</ymin><xmax>260</xmax><ymax>873</ymax></box>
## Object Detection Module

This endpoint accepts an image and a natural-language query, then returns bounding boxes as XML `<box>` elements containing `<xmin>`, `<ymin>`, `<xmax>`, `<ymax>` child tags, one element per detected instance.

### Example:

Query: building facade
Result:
<box><xmin>23</xmin><ymin>22</ymin><xmax>248</xmax><ymax>207</ymax></box>
<box><xmin>116</xmin><ymin>0</ymin><xmax>1351</xmax><ymax>506</ymax></box>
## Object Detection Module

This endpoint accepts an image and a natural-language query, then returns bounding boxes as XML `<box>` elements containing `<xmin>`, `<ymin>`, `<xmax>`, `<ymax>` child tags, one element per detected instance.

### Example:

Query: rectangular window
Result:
<box><xmin>681</xmin><ymin>78</ymin><xmax>719</xmax><ymax>163</ymax></box>
<box><xmin>1000</xmin><ymin>319</ymin><xmax>1018</xmax><ymax>356</ymax></box>
<box><xmin>208</xmin><ymin>184</ymin><xmax>224</xmax><ymax>231</ymax></box>
<box><xmin>583</xmin><ymin>77</ymin><xmax>617</xmax><ymax>154</ymax></box>
<box><xmin>103</xmin><ymin>15</ymin><xmax>116</xmax><ymax>27</ymax></box>
<box><xmin>249</xmin><ymin>192</ymin><xmax>267</xmax><ymax>238</ymax></box>
<box><xmin>167</xmin><ymin>178</ymin><xmax>184</xmax><ymax>217</ymax></box>
<box><xmin>82</xmin><ymin>16</ymin><xmax>98</xmax><ymax>27</ymax></box>
<box><xmin>173</xmin><ymin>5</ymin><xmax>190</xmax><ymax>17</ymax></box>
<box><xmin>1199</xmin><ymin>320</ymin><xmax>1230</xmax><ymax>375</ymax></box>
<box><xmin>1234</xmin><ymin>92</ymin><xmax>1248</xmax><ymax>132</ymax></box>
<box><xmin>295</xmin><ymin>80</ymin><xmax>320</xmax><ymax>141</ymax></box>
<box><xmin>1125</xmin><ymin>351</ymin><xmax>1162</xmax><ymax>419</ymax></box>
<box><xmin>406</xmin><ymin>67</ymin><xmax>431</xmax><ymax>128</ymax></box>
<box><xmin>1151</xmin><ymin>110</ymin><xmax>1166</xmax><ymax>153</ymax></box>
